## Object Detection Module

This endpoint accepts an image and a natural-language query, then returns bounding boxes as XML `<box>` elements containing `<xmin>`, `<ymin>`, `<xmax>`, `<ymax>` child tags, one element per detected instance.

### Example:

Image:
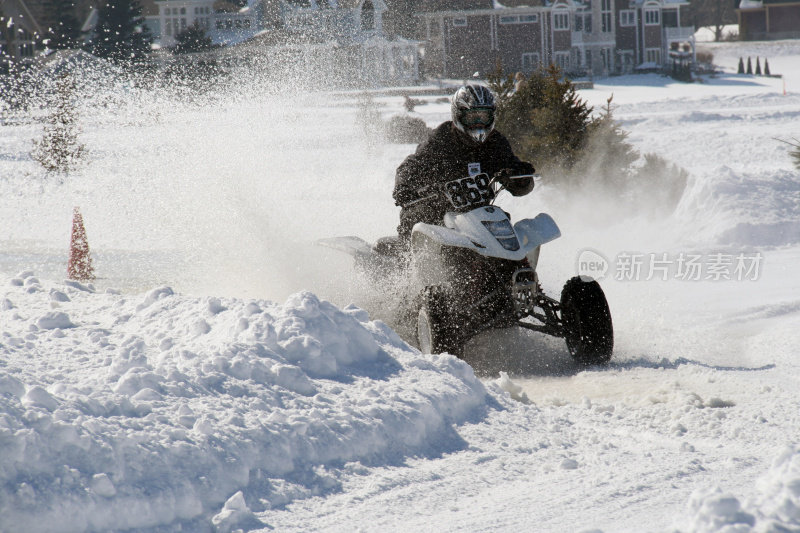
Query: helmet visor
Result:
<box><xmin>460</xmin><ymin>108</ymin><xmax>494</xmax><ymax>129</ymax></box>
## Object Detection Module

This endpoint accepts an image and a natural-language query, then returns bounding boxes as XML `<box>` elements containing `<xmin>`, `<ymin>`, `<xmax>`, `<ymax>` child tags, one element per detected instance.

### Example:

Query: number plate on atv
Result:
<box><xmin>444</xmin><ymin>173</ymin><xmax>495</xmax><ymax>209</ymax></box>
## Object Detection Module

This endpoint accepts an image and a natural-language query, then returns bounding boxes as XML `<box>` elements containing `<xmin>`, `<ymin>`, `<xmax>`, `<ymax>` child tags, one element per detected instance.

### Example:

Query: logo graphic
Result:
<box><xmin>576</xmin><ymin>248</ymin><xmax>610</xmax><ymax>281</ymax></box>
<box><xmin>468</xmin><ymin>162</ymin><xmax>481</xmax><ymax>176</ymax></box>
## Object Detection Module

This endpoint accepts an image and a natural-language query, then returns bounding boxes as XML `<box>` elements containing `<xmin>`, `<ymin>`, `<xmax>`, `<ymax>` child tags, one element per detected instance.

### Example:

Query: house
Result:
<box><xmin>0</xmin><ymin>0</ymin><xmax>44</xmax><ymax>64</ymax></box>
<box><xmin>738</xmin><ymin>0</ymin><xmax>800</xmax><ymax>40</ymax></box>
<box><xmin>418</xmin><ymin>0</ymin><xmax>694</xmax><ymax>79</ymax></box>
<box><xmin>149</xmin><ymin>0</ymin><xmax>420</xmax><ymax>83</ymax></box>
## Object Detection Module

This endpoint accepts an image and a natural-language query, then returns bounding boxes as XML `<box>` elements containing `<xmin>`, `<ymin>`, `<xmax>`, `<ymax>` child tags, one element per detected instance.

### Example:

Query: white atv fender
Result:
<box><xmin>411</xmin><ymin>206</ymin><xmax>561</xmax><ymax>265</ymax></box>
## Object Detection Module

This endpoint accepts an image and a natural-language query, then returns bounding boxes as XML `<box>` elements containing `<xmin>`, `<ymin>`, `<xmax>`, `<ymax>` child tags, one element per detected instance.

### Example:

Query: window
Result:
<box><xmin>452</xmin><ymin>17</ymin><xmax>467</xmax><ymax>27</ymax></box>
<box><xmin>585</xmin><ymin>49</ymin><xmax>592</xmax><ymax>68</ymax></box>
<box><xmin>554</xmin><ymin>52</ymin><xmax>570</xmax><ymax>70</ymax></box>
<box><xmin>553</xmin><ymin>12</ymin><xmax>569</xmax><ymax>30</ymax></box>
<box><xmin>165</xmin><ymin>20</ymin><xmax>172</xmax><ymax>35</ymax></box>
<box><xmin>500</xmin><ymin>14</ymin><xmax>539</xmax><ymax>24</ymax></box>
<box><xmin>428</xmin><ymin>19</ymin><xmax>441</xmax><ymax>37</ymax></box>
<box><xmin>165</xmin><ymin>8</ymin><xmax>171</xmax><ymax>15</ymax></box>
<box><xmin>620</xmin><ymin>10</ymin><xmax>635</xmax><ymax>26</ymax></box>
<box><xmin>362</xmin><ymin>0</ymin><xmax>375</xmax><ymax>30</ymax></box>
<box><xmin>644</xmin><ymin>8</ymin><xmax>660</xmax><ymax>25</ymax></box>
<box><xmin>180</xmin><ymin>7</ymin><xmax>186</xmax><ymax>14</ymax></box>
<box><xmin>575</xmin><ymin>14</ymin><xmax>582</xmax><ymax>31</ymax></box>
<box><xmin>583</xmin><ymin>14</ymin><xmax>592</xmax><ymax>32</ymax></box>
<box><xmin>522</xmin><ymin>52</ymin><xmax>540</xmax><ymax>71</ymax></box>
<box><xmin>646</xmin><ymin>48</ymin><xmax>661</xmax><ymax>63</ymax></box>
<box><xmin>601</xmin><ymin>47</ymin><xmax>611</xmax><ymax>68</ymax></box>
<box><xmin>601</xmin><ymin>0</ymin><xmax>612</xmax><ymax>33</ymax></box>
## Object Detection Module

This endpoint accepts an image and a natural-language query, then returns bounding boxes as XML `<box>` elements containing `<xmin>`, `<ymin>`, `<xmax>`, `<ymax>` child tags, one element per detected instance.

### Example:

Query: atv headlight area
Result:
<box><xmin>482</xmin><ymin>219</ymin><xmax>520</xmax><ymax>251</ymax></box>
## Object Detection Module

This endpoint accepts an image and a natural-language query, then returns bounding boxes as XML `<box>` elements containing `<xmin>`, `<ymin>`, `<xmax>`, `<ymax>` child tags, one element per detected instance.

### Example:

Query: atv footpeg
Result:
<box><xmin>511</xmin><ymin>267</ymin><xmax>538</xmax><ymax>317</ymax></box>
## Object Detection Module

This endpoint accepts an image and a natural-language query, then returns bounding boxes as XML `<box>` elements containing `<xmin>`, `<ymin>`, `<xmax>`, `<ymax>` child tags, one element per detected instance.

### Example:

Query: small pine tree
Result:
<box><xmin>489</xmin><ymin>64</ymin><xmax>592</xmax><ymax>172</ymax></box>
<box><xmin>44</xmin><ymin>0</ymin><xmax>83</xmax><ymax>49</ymax></box>
<box><xmin>746</xmin><ymin>57</ymin><xmax>753</xmax><ymax>74</ymax></box>
<box><xmin>32</xmin><ymin>74</ymin><xmax>85</xmax><ymax>174</ymax></box>
<box><xmin>755</xmin><ymin>57</ymin><xmax>762</xmax><ymax>75</ymax></box>
<box><xmin>573</xmin><ymin>95</ymin><xmax>639</xmax><ymax>189</ymax></box>
<box><xmin>777</xmin><ymin>138</ymin><xmax>800</xmax><ymax>170</ymax></box>
<box><xmin>173</xmin><ymin>22</ymin><xmax>213</xmax><ymax>54</ymax></box>
<box><xmin>631</xmin><ymin>153</ymin><xmax>689</xmax><ymax>214</ymax></box>
<box><xmin>737</xmin><ymin>57</ymin><xmax>744</xmax><ymax>74</ymax></box>
<box><xmin>88</xmin><ymin>0</ymin><xmax>152</xmax><ymax>64</ymax></box>
<box><xmin>764</xmin><ymin>58</ymin><xmax>771</xmax><ymax>76</ymax></box>
<box><xmin>68</xmin><ymin>207</ymin><xmax>95</xmax><ymax>282</ymax></box>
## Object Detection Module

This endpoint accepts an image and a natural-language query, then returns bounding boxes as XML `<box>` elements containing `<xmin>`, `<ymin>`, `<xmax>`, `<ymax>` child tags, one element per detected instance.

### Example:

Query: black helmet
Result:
<box><xmin>451</xmin><ymin>84</ymin><xmax>496</xmax><ymax>144</ymax></box>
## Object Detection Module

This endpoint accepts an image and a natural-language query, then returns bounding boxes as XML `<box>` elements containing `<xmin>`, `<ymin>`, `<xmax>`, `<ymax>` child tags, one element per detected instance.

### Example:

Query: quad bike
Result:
<box><xmin>318</xmin><ymin>171</ymin><xmax>613</xmax><ymax>366</ymax></box>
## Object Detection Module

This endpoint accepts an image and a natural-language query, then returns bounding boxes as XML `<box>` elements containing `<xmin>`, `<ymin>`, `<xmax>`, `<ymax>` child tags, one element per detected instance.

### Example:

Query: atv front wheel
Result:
<box><xmin>560</xmin><ymin>276</ymin><xmax>613</xmax><ymax>365</ymax></box>
<box><xmin>417</xmin><ymin>286</ymin><xmax>463</xmax><ymax>357</ymax></box>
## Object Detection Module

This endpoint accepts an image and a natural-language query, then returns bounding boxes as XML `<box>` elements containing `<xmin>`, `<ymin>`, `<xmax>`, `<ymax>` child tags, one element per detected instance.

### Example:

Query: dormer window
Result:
<box><xmin>362</xmin><ymin>0</ymin><xmax>375</xmax><ymax>31</ymax></box>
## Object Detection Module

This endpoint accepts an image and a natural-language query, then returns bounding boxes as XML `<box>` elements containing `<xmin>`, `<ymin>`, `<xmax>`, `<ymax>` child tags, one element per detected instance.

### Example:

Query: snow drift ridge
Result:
<box><xmin>0</xmin><ymin>273</ymin><xmax>489</xmax><ymax>532</ymax></box>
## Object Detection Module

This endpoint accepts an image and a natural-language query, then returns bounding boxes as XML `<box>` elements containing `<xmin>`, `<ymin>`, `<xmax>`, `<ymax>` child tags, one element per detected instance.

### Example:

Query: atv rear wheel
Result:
<box><xmin>417</xmin><ymin>286</ymin><xmax>463</xmax><ymax>357</ymax></box>
<box><xmin>560</xmin><ymin>276</ymin><xmax>613</xmax><ymax>365</ymax></box>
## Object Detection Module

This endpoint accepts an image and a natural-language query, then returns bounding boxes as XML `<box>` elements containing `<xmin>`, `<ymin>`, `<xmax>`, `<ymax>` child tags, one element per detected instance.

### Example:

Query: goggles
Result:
<box><xmin>460</xmin><ymin>108</ymin><xmax>494</xmax><ymax>128</ymax></box>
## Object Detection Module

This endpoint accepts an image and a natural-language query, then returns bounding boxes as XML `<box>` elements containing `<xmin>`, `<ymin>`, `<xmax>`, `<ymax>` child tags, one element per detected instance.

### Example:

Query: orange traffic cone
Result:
<box><xmin>67</xmin><ymin>207</ymin><xmax>95</xmax><ymax>282</ymax></box>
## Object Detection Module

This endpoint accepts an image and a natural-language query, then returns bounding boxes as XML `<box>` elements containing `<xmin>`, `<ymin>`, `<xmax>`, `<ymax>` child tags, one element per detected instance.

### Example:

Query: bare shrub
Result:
<box><xmin>384</xmin><ymin>114</ymin><xmax>431</xmax><ymax>144</ymax></box>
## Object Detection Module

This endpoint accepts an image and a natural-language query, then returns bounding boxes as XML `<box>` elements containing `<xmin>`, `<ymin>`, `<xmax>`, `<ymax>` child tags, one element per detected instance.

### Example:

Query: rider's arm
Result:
<box><xmin>493</xmin><ymin>134</ymin><xmax>534</xmax><ymax>196</ymax></box>
<box><xmin>394</xmin><ymin>135</ymin><xmax>441</xmax><ymax>207</ymax></box>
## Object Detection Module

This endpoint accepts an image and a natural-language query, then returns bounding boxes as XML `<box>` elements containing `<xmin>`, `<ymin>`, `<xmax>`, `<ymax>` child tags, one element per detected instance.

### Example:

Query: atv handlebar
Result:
<box><xmin>405</xmin><ymin>170</ymin><xmax>538</xmax><ymax>209</ymax></box>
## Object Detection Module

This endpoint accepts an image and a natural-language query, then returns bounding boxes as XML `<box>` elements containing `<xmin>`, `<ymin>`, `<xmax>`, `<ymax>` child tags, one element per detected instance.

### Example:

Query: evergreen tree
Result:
<box><xmin>764</xmin><ymin>59</ymin><xmax>771</xmax><ymax>76</ymax></box>
<box><xmin>778</xmin><ymin>138</ymin><xmax>800</xmax><ymax>171</ymax></box>
<box><xmin>173</xmin><ymin>23</ymin><xmax>213</xmax><ymax>54</ymax></box>
<box><xmin>573</xmin><ymin>95</ymin><xmax>639</xmax><ymax>189</ymax></box>
<box><xmin>44</xmin><ymin>0</ymin><xmax>83</xmax><ymax>49</ymax></box>
<box><xmin>737</xmin><ymin>57</ymin><xmax>744</xmax><ymax>74</ymax></box>
<box><xmin>489</xmin><ymin>65</ymin><xmax>592</xmax><ymax>171</ymax></box>
<box><xmin>746</xmin><ymin>57</ymin><xmax>753</xmax><ymax>74</ymax></box>
<box><xmin>88</xmin><ymin>0</ymin><xmax>152</xmax><ymax>63</ymax></box>
<box><xmin>32</xmin><ymin>74</ymin><xmax>85</xmax><ymax>174</ymax></box>
<box><xmin>755</xmin><ymin>57</ymin><xmax>762</xmax><ymax>75</ymax></box>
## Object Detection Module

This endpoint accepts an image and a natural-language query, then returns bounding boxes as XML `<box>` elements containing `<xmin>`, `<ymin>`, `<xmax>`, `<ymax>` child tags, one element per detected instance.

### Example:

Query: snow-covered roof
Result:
<box><xmin>738</xmin><ymin>0</ymin><xmax>763</xmax><ymax>8</ymax></box>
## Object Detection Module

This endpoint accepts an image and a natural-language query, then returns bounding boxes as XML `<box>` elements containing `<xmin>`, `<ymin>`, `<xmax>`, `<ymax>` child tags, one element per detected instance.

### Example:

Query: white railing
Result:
<box><xmin>663</xmin><ymin>26</ymin><xmax>695</xmax><ymax>42</ymax></box>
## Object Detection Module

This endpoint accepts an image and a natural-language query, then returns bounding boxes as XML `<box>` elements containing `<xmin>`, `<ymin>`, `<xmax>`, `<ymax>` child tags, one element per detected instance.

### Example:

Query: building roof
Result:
<box><xmin>420</xmin><ymin>0</ymin><xmax>492</xmax><ymax>11</ymax></box>
<box><xmin>1</xmin><ymin>0</ymin><xmax>44</xmax><ymax>35</ymax></box>
<box><xmin>281</xmin><ymin>0</ymin><xmax>385</xmax><ymax>8</ymax></box>
<box><xmin>740</xmin><ymin>0</ymin><xmax>800</xmax><ymax>6</ymax></box>
<box><xmin>494</xmin><ymin>0</ymin><xmax>543</xmax><ymax>7</ymax></box>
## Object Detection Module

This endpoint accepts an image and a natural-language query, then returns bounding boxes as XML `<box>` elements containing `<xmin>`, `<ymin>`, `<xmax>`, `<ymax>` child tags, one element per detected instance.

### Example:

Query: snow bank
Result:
<box><xmin>0</xmin><ymin>274</ymin><xmax>489</xmax><ymax>532</ymax></box>
<box><xmin>678</xmin><ymin>445</ymin><xmax>800</xmax><ymax>532</ymax></box>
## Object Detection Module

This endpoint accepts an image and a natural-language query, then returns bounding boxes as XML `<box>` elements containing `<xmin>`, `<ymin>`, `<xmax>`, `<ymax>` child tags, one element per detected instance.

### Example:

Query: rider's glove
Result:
<box><xmin>495</xmin><ymin>168</ymin><xmax>515</xmax><ymax>186</ymax></box>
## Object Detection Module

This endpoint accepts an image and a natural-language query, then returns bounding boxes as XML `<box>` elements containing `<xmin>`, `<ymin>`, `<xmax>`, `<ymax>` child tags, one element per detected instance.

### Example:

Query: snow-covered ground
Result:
<box><xmin>1</xmin><ymin>41</ymin><xmax>799</xmax><ymax>532</ymax></box>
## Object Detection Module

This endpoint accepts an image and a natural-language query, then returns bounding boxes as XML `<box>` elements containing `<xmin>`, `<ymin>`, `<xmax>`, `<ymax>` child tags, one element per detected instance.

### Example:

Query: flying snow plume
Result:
<box><xmin>1</xmin><ymin>54</ymin><xmax>401</xmax><ymax>302</ymax></box>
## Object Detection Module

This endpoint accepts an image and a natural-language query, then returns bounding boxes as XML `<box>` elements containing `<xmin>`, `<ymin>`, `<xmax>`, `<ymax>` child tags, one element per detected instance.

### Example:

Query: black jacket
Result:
<box><xmin>393</xmin><ymin>122</ymin><xmax>534</xmax><ymax>238</ymax></box>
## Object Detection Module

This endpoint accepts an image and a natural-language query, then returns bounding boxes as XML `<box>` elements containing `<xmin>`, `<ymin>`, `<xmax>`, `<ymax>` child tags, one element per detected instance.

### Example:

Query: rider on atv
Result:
<box><xmin>393</xmin><ymin>84</ymin><xmax>535</xmax><ymax>242</ymax></box>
